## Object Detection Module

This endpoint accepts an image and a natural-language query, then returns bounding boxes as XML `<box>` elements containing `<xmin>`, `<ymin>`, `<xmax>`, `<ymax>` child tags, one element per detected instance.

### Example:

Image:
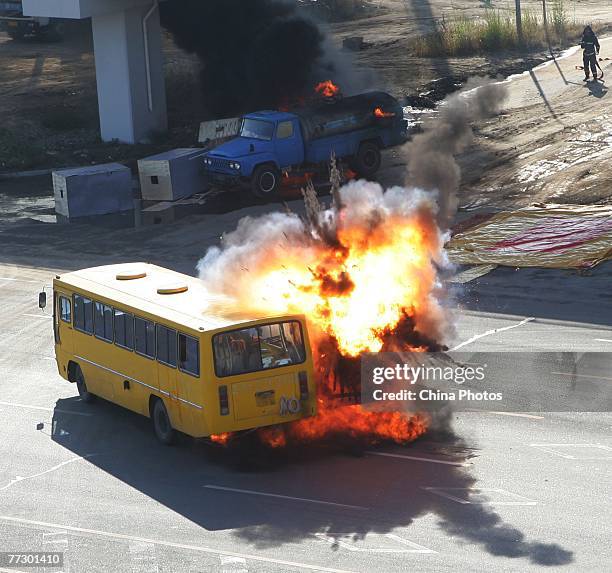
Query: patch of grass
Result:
<box><xmin>413</xmin><ymin>4</ymin><xmax>585</xmax><ymax>57</ymax></box>
<box><xmin>40</xmin><ymin>107</ymin><xmax>95</xmax><ymax>131</ymax></box>
<box><xmin>0</xmin><ymin>128</ymin><xmax>46</xmax><ymax>171</ymax></box>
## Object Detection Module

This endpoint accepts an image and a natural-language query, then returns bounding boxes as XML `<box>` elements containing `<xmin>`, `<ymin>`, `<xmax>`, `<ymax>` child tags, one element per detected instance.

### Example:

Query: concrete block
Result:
<box><xmin>138</xmin><ymin>148</ymin><xmax>208</xmax><ymax>201</ymax></box>
<box><xmin>53</xmin><ymin>163</ymin><xmax>133</xmax><ymax>220</ymax></box>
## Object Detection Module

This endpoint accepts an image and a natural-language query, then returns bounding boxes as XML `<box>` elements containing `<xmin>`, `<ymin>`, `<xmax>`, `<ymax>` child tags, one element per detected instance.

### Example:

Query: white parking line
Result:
<box><xmin>594</xmin><ymin>339</ymin><xmax>612</xmax><ymax>343</ymax></box>
<box><xmin>551</xmin><ymin>371</ymin><xmax>612</xmax><ymax>382</ymax></box>
<box><xmin>203</xmin><ymin>485</ymin><xmax>368</xmax><ymax>510</ymax></box>
<box><xmin>367</xmin><ymin>451</ymin><xmax>471</xmax><ymax>466</ymax></box>
<box><xmin>488</xmin><ymin>412</ymin><xmax>544</xmax><ymax>420</ymax></box>
<box><xmin>530</xmin><ymin>444</ymin><xmax>612</xmax><ymax>460</ymax></box>
<box><xmin>23</xmin><ymin>313</ymin><xmax>52</xmax><ymax>319</ymax></box>
<box><xmin>0</xmin><ymin>515</ymin><xmax>359</xmax><ymax>573</ymax></box>
<box><xmin>0</xmin><ymin>277</ymin><xmax>41</xmax><ymax>284</ymax></box>
<box><xmin>315</xmin><ymin>532</ymin><xmax>436</xmax><ymax>554</ymax></box>
<box><xmin>0</xmin><ymin>401</ymin><xmax>92</xmax><ymax>417</ymax></box>
<box><xmin>0</xmin><ymin>455</ymin><xmax>96</xmax><ymax>492</ymax></box>
<box><xmin>450</xmin><ymin>317</ymin><xmax>535</xmax><ymax>351</ymax></box>
<box><xmin>422</xmin><ymin>487</ymin><xmax>537</xmax><ymax>505</ymax></box>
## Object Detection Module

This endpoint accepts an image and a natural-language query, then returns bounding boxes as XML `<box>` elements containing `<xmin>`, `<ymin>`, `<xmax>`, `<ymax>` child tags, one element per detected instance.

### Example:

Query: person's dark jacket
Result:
<box><xmin>581</xmin><ymin>29</ymin><xmax>600</xmax><ymax>56</ymax></box>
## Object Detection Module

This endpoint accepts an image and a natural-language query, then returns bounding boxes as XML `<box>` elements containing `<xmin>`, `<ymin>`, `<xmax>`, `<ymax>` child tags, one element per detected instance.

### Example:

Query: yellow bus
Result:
<box><xmin>42</xmin><ymin>263</ymin><xmax>316</xmax><ymax>444</ymax></box>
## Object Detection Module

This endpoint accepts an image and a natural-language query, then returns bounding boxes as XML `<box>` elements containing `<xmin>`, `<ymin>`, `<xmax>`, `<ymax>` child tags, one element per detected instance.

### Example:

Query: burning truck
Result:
<box><xmin>202</xmin><ymin>84</ymin><xmax>408</xmax><ymax>197</ymax></box>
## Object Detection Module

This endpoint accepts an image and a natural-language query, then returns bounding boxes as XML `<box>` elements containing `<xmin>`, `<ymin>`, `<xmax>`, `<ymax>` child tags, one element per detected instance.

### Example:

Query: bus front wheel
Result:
<box><xmin>75</xmin><ymin>366</ymin><xmax>95</xmax><ymax>403</ymax></box>
<box><xmin>152</xmin><ymin>399</ymin><xmax>175</xmax><ymax>445</ymax></box>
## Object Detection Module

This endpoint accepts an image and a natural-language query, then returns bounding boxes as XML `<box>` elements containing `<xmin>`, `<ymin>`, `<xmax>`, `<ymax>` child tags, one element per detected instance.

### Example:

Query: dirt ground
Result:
<box><xmin>0</xmin><ymin>0</ymin><xmax>610</xmax><ymax>209</ymax></box>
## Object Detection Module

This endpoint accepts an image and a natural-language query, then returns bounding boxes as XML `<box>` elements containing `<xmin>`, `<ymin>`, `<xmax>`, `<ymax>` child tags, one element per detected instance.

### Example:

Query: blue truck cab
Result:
<box><xmin>203</xmin><ymin>91</ymin><xmax>407</xmax><ymax>197</ymax></box>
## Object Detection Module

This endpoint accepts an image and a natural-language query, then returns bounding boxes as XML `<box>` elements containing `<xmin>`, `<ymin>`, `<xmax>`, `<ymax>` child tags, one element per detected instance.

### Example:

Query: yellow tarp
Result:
<box><xmin>448</xmin><ymin>204</ymin><xmax>612</xmax><ymax>269</ymax></box>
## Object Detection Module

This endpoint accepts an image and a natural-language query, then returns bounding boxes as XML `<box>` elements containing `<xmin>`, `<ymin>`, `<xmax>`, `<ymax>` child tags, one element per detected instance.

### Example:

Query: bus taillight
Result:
<box><xmin>219</xmin><ymin>385</ymin><xmax>229</xmax><ymax>415</ymax></box>
<box><xmin>298</xmin><ymin>371</ymin><xmax>308</xmax><ymax>401</ymax></box>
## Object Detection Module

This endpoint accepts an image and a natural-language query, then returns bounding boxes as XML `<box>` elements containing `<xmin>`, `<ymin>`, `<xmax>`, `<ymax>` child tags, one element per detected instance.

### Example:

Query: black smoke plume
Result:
<box><xmin>160</xmin><ymin>0</ymin><xmax>333</xmax><ymax>118</ymax></box>
<box><xmin>405</xmin><ymin>79</ymin><xmax>508</xmax><ymax>228</ymax></box>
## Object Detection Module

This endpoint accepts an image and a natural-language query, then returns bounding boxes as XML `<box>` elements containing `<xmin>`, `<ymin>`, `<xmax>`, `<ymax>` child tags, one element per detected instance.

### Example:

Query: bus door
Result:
<box><xmin>176</xmin><ymin>332</ymin><xmax>202</xmax><ymax>434</ymax></box>
<box><xmin>55</xmin><ymin>291</ymin><xmax>74</xmax><ymax>355</ymax></box>
<box><xmin>156</xmin><ymin>325</ymin><xmax>181</xmax><ymax>425</ymax></box>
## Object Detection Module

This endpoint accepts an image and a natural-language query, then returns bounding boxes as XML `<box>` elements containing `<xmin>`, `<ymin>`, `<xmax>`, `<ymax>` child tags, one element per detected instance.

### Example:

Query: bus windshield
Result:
<box><xmin>213</xmin><ymin>320</ymin><xmax>306</xmax><ymax>377</ymax></box>
<box><xmin>240</xmin><ymin>118</ymin><xmax>274</xmax><ymax>141</ymax></box>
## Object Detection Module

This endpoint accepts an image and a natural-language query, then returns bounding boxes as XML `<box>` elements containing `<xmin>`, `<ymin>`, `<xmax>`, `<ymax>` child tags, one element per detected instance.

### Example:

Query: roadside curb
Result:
<box><xmin>0</xmin><ymin>168</ymin><xmax>54</xmax><ymax>180</ymax></box>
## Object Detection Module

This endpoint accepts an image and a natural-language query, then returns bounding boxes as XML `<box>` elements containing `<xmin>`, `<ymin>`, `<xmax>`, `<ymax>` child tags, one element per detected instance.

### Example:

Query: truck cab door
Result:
<box><xmin>274</xmin><ymin>119</ymin><xmax>304</xmax><ymax>169</ymax></box>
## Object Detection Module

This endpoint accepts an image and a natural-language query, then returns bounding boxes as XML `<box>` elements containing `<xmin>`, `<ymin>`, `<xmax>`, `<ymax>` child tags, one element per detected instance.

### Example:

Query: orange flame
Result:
<box><xmin>374</xmin><ymin>107</ymin><xmax>395</xmax><ymax>118</ymax></box>
<box><xmin>315</xmin><ymin>80</ymin><xmax>340</xmax><ymax>98</ymax></box>
<box><xmin>210</xmin><ymin>432</ymin><xmax>231</xmax><ymax>445</ymax></box>
<box><xmin>200</xmin><ymin>183</ymin><xmax>447</xmax><ymax>449</ymax></box>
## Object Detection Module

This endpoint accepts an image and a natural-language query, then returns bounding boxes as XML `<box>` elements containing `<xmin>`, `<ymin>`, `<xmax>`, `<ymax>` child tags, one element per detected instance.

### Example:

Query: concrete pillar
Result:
<box><xmin>91</xmin><ymin>3</ymin><xmax>167</xmax><ymax>143</ymax></box>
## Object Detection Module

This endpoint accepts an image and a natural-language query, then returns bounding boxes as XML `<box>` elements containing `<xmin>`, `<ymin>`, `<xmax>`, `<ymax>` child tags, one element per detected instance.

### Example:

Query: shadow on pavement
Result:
<box><xmin>52</xmin><ymin>396</ymin><xmax>573</xmax><ymax>567</ymax></box>
<box><xmin>455</xmin><ymin>262</ymin><xmax>612</xmax><ymax>327</ymax></box>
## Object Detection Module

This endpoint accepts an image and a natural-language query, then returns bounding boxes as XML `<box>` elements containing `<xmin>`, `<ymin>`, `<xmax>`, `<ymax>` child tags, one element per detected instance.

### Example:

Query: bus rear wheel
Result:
<box><xmin>75</xmin><ymin>367</ymin><xmax>95</xmax><ymax>403</ymax></box>
<box><xmin>152</xmin><ymin>399</ymin><xmax>175</xmax><ymax>445</ymax></box>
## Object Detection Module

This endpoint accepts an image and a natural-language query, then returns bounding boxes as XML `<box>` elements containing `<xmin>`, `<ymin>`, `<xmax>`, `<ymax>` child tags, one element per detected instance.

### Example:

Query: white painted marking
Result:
<box><xmin>551</xmin><ymin>371</ymin><xmax>612</xmax><ymax>382</ymax></box>
<box><xmin>530</xmin><ymin>444</ymin><xmax>612</xmax><ymax>460</ymax></box>
<box><xmin>220</xmin><ymin>555</ymin><xmax>248</xmax><ymax>573</ymax></box>
<box><xmin>422</xmin><ymin>487</ymin><xmax>537</xmax><ymax>505</ymax></box>
<box><xmin>594</xmin><ymin>339</ymin><xmax>612</xmax><ymax>343</ymax></box>
<box><xmin>315</xmin><ymin>532</ymin><xmax>435</xmax><ymax>554</ymax></box>
<box><xmin>0</xmin><ymin>567</ymin><xmax>29</xmax><ymax>573</ymax></box>
<box><xmin>203</xmin><ymin>485</ymin><xmax>368</xmax><ymax>510</ymax></box>
<box><xmin>0</xmin><ymin>455</ymin><xmax>96</xmax><ymax>492</ymax></box>
<box><xmin>450</xmin><ymin>317</ymin><xmax>535</xmax><ymax>351</ymax></box>
<box><xmin>42</xmin><ymin>529</ymin><xmax>70</xmax><ymax>572</ymax></box>
<box><xmin>0</xmin><ymin>277</ymin><xmax>41</xmax><ymax>284</ymax></box>
<box><xmin>0</xmin><ymin>401</ymin><xmax>92</xmax><ymax>417</ymax></box>
<box><xmin>0</xmin><ymin>515</ymin><xmax>358</xmax><ymax>573</ymax></box>
<box><xmin>129</xmin><ymin>540</ymin><xmax>159</xmax><ymax>573</ymax></box>
<box><xmin>367</xmin><ymin>451</ymin><xmax>471</xmax><ymax>467</ymax></box>
<box><xmin>23</xmin><ymin>313</ymin><xmax>52</xmax><ymax>319</ymax></box>
<box><xmin>488</xmin><ymin>411</ymin><xmax>544</xmax><ymax>420</ymax></box>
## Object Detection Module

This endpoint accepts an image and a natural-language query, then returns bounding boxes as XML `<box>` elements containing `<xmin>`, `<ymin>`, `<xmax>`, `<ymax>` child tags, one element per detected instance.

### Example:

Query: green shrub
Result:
<box><xmin>412</xmin><ymin>7</ymin><xmax>585</xmax><ymax>57</ymax></box>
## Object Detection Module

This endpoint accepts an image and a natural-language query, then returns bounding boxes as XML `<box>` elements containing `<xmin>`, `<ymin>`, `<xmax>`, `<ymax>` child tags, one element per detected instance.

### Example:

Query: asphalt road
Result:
<box><xmin>0</xmin><ymin>261</ymin><xmax>610</xmax><ymax>573</ymax></box>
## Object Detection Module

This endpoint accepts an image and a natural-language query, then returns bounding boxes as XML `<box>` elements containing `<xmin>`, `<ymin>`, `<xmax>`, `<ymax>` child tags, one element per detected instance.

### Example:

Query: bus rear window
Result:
<box><xmin>213</xmin><ymin>320</ymin><xmax>305</xmax><ymax>377</ymax></box>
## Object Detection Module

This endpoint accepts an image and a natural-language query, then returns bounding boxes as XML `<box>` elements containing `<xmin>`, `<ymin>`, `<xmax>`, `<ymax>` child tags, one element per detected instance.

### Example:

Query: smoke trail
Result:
<box><xmin>160</xmin><ymin>0</ymin><xmax>338</xmax><ymax>117</ymax></box>
<box><xmin>405</xmin><ymin>79</ymin><xmax>508</xmax><ymax>228</ymax></box>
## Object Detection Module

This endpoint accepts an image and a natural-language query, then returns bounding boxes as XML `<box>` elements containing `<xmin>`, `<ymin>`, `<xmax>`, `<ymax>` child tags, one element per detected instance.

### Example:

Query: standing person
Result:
<box><xmin>581</xmin><ymin>26</ymin><xmax>601</xmax><ymax>81</ymax></box>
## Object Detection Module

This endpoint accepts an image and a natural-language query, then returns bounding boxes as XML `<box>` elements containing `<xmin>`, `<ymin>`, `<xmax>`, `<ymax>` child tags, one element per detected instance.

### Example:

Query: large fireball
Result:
<box><xmin>199</xmin><ymin>179</ymin><xmax>451</xmax><ymax>446</ymax></box>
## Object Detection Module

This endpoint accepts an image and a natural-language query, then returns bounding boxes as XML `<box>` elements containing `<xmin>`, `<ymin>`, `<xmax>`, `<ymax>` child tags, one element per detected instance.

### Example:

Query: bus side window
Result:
<box><xmin>134</xmin><ymin>317</ymin><xmax>155</xmax><ymax>359</ymax></box>
<box><xmin>178</xmin><ymin>333</ymin><xmax>199</xmax><ymax>377</ymax></box>
<box><xmin>114</xmin><ymin>309</ymin><xmax>134</xmax><ymax>350</ymax></box>
<box><xmin>74</xmin><ymin>294</ymin><xmax>93</xmax><ymax>334</ymax></box>
<box><xmin>94</xmin><ymin>301</ymin><xmax>113</xmax><ymax>342</ymax></box>
<box><xmin>157</xmin><ymin>325</ymin><xmax>177</xmax><ymax>368</ymax></box>
<box><xmin>59</xmin><ymin>296</ymin><xmax>71</xmax><ymax>323</ymax></box>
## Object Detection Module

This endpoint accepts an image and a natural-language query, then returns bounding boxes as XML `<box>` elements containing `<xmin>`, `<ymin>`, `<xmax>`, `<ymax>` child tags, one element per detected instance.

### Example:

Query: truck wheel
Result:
<box><xmin>43</xmin><ymin>22</ymin><xmax>65</xmax><ymax>42</ymax></box>
<box><xmin>8</xmin><ymin>28</ymin><xmax>25</xmax><ymax>41</ymax></box>
<box><xmin>351</xmin><ymin>142</ymin><xmax>381</xmax><ymax>178</ymax></box>
<box><xmin>152</xmin><ymin>399</ymin><xmax>175</xmax><ymax>445</ymax></box>
<box><xmin>75</xmin><ymin>366</ymin><xmax>95</xmax><ymax>403</ymax></box>
<box><xmin>251</xmin><ymin>165</ymin><xmax>281</xmax><ymax>198</ymax></box>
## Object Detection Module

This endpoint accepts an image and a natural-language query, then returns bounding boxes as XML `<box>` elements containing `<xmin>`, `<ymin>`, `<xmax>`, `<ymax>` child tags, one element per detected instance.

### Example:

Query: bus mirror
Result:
<box><xmin>38</xmin><ymin>291</ymin><xmax>47</xmax><ymax>309</ymax></box>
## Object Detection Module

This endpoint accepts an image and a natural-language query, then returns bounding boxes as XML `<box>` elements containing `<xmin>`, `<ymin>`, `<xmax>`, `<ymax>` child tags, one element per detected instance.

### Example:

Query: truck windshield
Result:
<box><xmin>240</xmin><ymin>118</ymin><xmax>274</xmax><ymax>141</ymax></box>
